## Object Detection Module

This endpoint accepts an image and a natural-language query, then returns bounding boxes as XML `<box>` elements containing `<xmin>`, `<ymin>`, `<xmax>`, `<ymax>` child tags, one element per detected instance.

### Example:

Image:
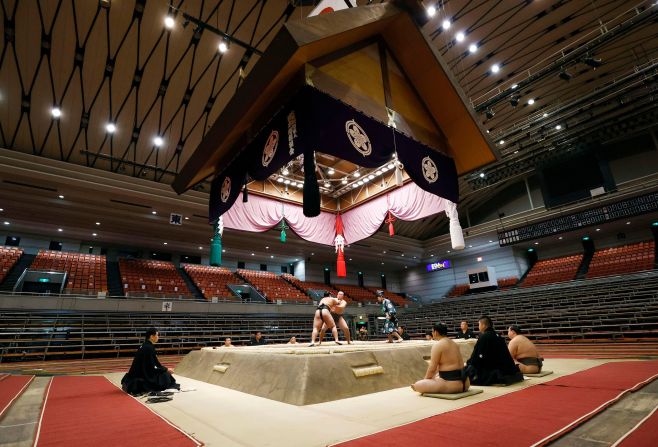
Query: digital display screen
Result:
<box><xmin>426</xmin><ymin>260</ymin><xmax>451</xmax><ymax>272</ymax></box>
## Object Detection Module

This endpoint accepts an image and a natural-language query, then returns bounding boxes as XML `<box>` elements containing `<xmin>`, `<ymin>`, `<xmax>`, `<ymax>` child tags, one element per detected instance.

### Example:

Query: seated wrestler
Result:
<box><xmin>507</xmin><ymin>325</ymin><xmax>543</xmax><ymax>374</ymax></box>
<box><xmin>465</xmin><ymin>316</ymin><xmax>524</xmax><ymax>386</ymax></box>
<box><xmin>411</xmin><ymin>322</ymin><xmax>469</xmax><ymax>394</ymax></box>
<box><xmin>318</xmin><ymin>291</ymin><xmax>352</xmax><ymax>345</ymax></box>
<box><xmin>309</xmin><ymin>292</ymin><xmax>342</xmax><ymax>346</ymax></box>
<box><xmin>121</xmin><ymin>328</ymin><xmax>180</xmax><ymax>395</ymax></box>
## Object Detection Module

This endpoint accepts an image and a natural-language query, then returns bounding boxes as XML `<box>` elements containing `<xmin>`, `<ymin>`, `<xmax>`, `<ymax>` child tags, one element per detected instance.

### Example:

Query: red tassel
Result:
<box><xmin>386</xmin><ymin>211</ymin><xmax>395</xmax><ymax>237</ymax></box>
<box><xmin>336</xmin><ymin>248</ymin><xmax>347</xmax><ymax>277</ymax></box>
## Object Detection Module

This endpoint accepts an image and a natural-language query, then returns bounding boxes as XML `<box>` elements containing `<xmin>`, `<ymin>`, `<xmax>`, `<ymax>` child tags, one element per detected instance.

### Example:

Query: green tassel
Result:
<box><xmin>280</xmin><ymin>229</ymin><xmax>287</xmax><ymax>243</ymax></box>
<box><xmin>209</xmin><ymin>219</ymin><xmax>222</xmax><ymax>266</ymax></box>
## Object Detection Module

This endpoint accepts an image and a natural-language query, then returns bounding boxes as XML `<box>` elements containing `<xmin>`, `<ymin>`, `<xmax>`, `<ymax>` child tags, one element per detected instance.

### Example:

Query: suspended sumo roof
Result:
<box><xmin>173</xmin><ymin>0</ymin><xmax>498</xmax><ymax>195</ymax></box>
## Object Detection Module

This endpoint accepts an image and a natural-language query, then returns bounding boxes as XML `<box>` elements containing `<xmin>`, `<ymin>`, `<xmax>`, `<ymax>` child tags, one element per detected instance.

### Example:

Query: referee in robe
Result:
<box><xmin>121</xmin><ymin>328</ymin><xmax>180</xmax><ymax>395</ymax></box>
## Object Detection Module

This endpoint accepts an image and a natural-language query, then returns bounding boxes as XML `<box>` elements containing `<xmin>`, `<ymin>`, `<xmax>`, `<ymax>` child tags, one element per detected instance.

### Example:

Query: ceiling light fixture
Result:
<box><xmin>468</xmin><ymin>43</ymin><xmax>477</xmax><ymax>53</ymax></box>
<box><xmin>284</xmin><ymin>179</ymin><xmax>290</xmax><ymax>185</ymax></box>
<box><xmin>479</xmin><ymin>172</ymin><xmax>485</xmax><ymax>178</ymax></box>
<box><xmin>527</xmin><ymin>98</ymin><xmax>535</xmax><ymax>105</ymax></box>
<box><xmin>543</xmin><ymin>112</ymin><xmax>548</xmax><ymax>117</ymax></box>
<box><xmin>51</xmin><ymin>107</ymin><xmax>62</xmax><ymax>119</ymax></box>
<box><xmin>328</xmin><ymin>168</ymin><xmax>335</xmax><ymax>175</ymax></box>
<box><xmin>153</xmin><ymin>136</ymin><xmax>164</xmax><ymax>147</ymax></box>
<box><xmin>555</xmin><ymin>124</ymin><xmax>562</xmax><ymax>130</ymax></box>
<box><xmin>558</xmin><ymin>69</ymin><xmax>572</xmax><ymax>81</ymax></box>
<box><xmin>164</xmin><ymin>15</ymin><xmax>175</xmax><ymax>29</ymax></box>
<box><xmin>92</xmin><ymin>233</ymin><xmax>97</xmax><ymax>236</ymax></box>
<box><xmin>485</xmin><ymin>108</ymin><xmax>495</xmax><ymax>119</ymax></box>
<box><xmin>277</xmin><ymin>177</ymin><xmax>284</xmax><ymax>183</ymax></box>
<box><xmin>491</xmin><ymin>64</ymin><xmax>500</xmax><ymax>73</ymax></box>
<box><xmin>95</xmin><ymin>222</ymin><xmax>101</xmax><ymax>225</ymax></box>
<box><xmin>282</xmin><ymin>167</ymin><xmax>289</xmax><ymax>175</ymax></box>
<box><xmin>341</xmin><ymin>178</ymin><xmax>347</xmax><ymax>185</ymax></box>
<box><xmin>426</xmin><ymin>5</ymin><xmax>436</xmax><ymax>17</ymax></box>
<box><xmin>499</xmin><ymin>140</ymin><xmax>505</xmax><ymax>145</ymax></box>
<box><xmin>455</xmin><ymin>32</ymin><xmax>465</xmax><ymax>42</ymax></box>
<box><xmin>218</xmin><ymin>39</ymin><xmax>229</xmax><ymax>53</ymax></box>
<box><xmin>3</xmin><ymin>221</ymin><xmax>9</xmax><ymax>225</ymax></box>
<box><xmin>57</xmin><ymin>228</ymin><xmax>63</xmax><ymax>232</ymax></box>
<box><xmin>324</xmin><ymin>182</ymin><xmax>330</xmax><ymax>188</ymax></box>
<box><xmin>354</xmin><ymin>171</ymin><xmax>361</xmax><ymax>178</ymax></box>
<box><xmin>152</xmin><ymin>211</ymin><xmax>157</xmax><ymax>215</ymax></box>
<box><xmin>105</xmin><ymin>123</ymin><xmax>116</xmax><ymax>133</ymax></box>
<box><xmin>511</xmin><ymin>84</ymin><xmax>518</xmax><ymax>89</ymax></box>
<box><xmin>442</xmin><ymin>19</ymin><xmax>451</xmax><ymax>30</ymax></box>
<box><xmin>58</xmin><ymin>195</ymin><xmax>64</xmax><ymax>199</ymax></box>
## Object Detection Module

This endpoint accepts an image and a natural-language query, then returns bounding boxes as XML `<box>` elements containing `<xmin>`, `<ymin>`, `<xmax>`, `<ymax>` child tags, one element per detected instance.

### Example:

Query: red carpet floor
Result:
<box><xmin>334</xmin><ymin>360</ymin><xmax>658</xmax><ymax>447</ymax></box>
<box><xmin>34</xmin><ymin>376</ymin><xmax>202</xmax><ymax>447</ymax></box>
<box><xmin>0</xmin><ymin>374</ymin><xmax>34</xmax><ymax>417</ymax></box>
<box><xmin>613</xmin><ymin>405</ymin><xmax>658</xmax><ymax>447</ymax></box>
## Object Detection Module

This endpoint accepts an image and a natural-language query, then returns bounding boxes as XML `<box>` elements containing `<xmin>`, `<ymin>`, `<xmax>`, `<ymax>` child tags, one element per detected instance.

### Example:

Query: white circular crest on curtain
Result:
<box><xmin>422</xmin><ymin>156</ymin><xmax>438</xmax><ymax>183</ymax></box>
<box><xmin>262</xmin><ymin>130</ymin><xmax>279</xmax><ymax>167</ymax></box>
<box><xmin>220</xmin><ymin>177</ymin><xmax>231</xmax><ymax>203</ymax></box>
<box><xmin>345</xmin><ymin>120</ymin><xmax>372</xmax><ymax>156</ymax></box>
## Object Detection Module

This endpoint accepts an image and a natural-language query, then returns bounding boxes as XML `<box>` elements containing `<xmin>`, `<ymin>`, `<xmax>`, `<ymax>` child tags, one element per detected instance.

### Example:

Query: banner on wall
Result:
<box><xmin>210</xmin><ymin>86</ymin><xmax>459</xmax><ymax>223</ymax></box>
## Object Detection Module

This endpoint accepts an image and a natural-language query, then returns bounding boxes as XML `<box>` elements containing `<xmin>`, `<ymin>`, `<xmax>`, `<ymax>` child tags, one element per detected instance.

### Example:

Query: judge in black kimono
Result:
<box><xmin>121</xmin><ymin>328</ymin><xmax>179</xmax><ymax>395</ymax></box>
<box><xmin>465</xmin><ymin>316</ymin><xmax>524</xmax><ymax>386</ymax></box>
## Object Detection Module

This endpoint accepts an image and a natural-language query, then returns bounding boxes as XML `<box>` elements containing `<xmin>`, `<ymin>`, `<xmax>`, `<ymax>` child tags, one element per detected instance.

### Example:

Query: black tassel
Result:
<box><xmin>303</xmin><ymin>152</ymin><xmax>320</xmax><ymax>217</ymax></box>
<box><xmin>242</xmin><ymin>178</ymin><xmax>249</xmax><ymax>203</ymax></box>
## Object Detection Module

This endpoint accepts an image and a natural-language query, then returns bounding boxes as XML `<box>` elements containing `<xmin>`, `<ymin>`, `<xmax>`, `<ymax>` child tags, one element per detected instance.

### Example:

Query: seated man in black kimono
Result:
<box><xmin>121</xmin><ymin>328</ymin><xmax>180</xmax><ymax>395</ymax></box>
<box><xmin>465</xmin><ymin>316</ymin><xmax>524</xmax><ymax>386</ymax></box>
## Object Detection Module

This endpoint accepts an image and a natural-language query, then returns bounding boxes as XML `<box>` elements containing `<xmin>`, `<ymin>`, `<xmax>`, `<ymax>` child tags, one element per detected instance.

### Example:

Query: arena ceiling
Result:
<box><xmin>1</xmin><ymin>0</ymin><xmax>658</xmax><ymax>245</ymax></box>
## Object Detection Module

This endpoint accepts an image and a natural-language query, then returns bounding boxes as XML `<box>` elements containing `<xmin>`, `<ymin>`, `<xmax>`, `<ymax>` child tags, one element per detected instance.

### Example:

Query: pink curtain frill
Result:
<box><xmin>342</xmin><ymin>182</ymin><xmax>451</xmax><ymax>244</ymax></box>
<box><xmin>222</xmin><ymin>193</ymin><xmax>336</xmax><ymax>245</ymax></box>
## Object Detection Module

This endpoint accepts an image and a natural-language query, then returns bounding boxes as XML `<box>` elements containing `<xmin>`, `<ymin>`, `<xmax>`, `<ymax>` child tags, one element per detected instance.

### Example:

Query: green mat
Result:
<box><xmin>422</xmin><ymin>388</ymin><xmax>483</xmax><ymax>400</ymax></box>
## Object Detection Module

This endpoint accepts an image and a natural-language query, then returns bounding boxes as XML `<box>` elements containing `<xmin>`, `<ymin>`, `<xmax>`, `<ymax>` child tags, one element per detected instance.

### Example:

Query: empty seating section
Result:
<box><xmin>182</xmin><ymin>264</ymin><xmax>242</xmax><ymax>301</ymax></box>
<box><xmin>119</xmin><ymin>259</ymin><xmax>191</xmax><ymax>298</ymax></box>
<box><xmin>365</xmin><ymin>287</ymin><xmax>409</xmax><ymax>306</ymax></box>
<box><xmin>497</xmin><ymin>277</ymin><xmax>518</xmax><ymax>289</ymax></box>
<box><xmin>281</xmin><ymin>274</ymin><xmax>342</xmax><ymax>299</ymax></box>
<box><xmin>587</xmin><ymin>241</ymin><xmax>656</xmax><ymax>278</ymax></box>
<box><xmin>405</xmin><ymin>272</ymin><xmax>658</xmax><ymax>342</ymax></box>
<box><xmin>0</xmin><ymin>311</ymin><xmax>312</xmax><ymax>362</ymax></box>
<box><xmin>447</xmin><ymin>284</ymin><xmax>469</xmax><ymax>297</ymax></box>
<box><xmin>336</xmin><ymin>284</ymin><xmax>378</xmax><ymax>303</ymax></box>
<box><xmin>238</xmin><ymin>269</ymin><xmax>309</xmax><ymax>302</ymax></box>
<box><xmin>522</xmin><ymin>254</ymin><xmax>583</xmax><ymax>287</ymax></box>
<box><xmin>0</xmin><ymin>246</ymin><xmax>23</xmax><ymax>283</ymax></box>
<box><xmin>31</xmin><ymin>250</ymin><xmax>107</xmax><ymax>293</ymax></box>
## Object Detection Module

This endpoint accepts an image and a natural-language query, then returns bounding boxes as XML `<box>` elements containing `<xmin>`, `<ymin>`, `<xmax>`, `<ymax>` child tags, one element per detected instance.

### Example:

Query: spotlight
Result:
<box><xmin>368</xmin><ymin>174</ymin><xmax>375</xmax><ymax>180</ymax></box>
<box><xmin>559</xmin><ymin>69</ymin><xmax>572</xmax><ymax>81</ymax></box>
<box><xmin>323</xmin><ymin>182</ymin><xmax>330</xmax><ymax>188</ymax></box>
<box><xmin>153</xmin><ymin>136</ymin><xmax>164</xmax><ymax>147</ymax></box>
<box><xmin>105</xmin><ymin>123</ymin><xmax>116</xmax><ymax>133</ymax></box>
<box><xmin>468</xmin><ymin>43</ymin><xmax>478</xmax><ymax>53</ymax></box>
<box><xmin>284</xmin><ymin>179</ymin><xmax>290</xmax><ymax>184</ymax></box>
<box><xmin>510</xmin><ymin>96</ymin><xmax>519</xmax><ymax>107</ymax></box>
<box><xmin>527</xmin><ymin>98</ymin><xmax>535</xmax><ymax>105</ymax></box>
<box><xmin>51</xmin><ymin>107</ymin><xmax>62</xmax><ymax>119</ymax></box>
<box><xmin>58</xmin><ymin>194</ymin><xmax>64</xmax><ymax>199</ymax></box>
<box><xmin>499</xmin><ymin>140</ymin><xmax>505</xmax><ymax>145</ymax></box>
<box><xmin>442</xmin><ymin>19</ymin><xmax>451</xmax><ymax>30</ymax></box>
<box><xmin>485</xmin><ymin>108</ymin><xmax>495</xmax><ymax>119</ymax></box>
<box><xmin>218</xmin><ymin>39</ymin><xmax>229</xmax><ymax>53</ymax></box>
<box><xmin>479</xmin><ymin>172</ymin><xmax>485</xmax><ymax>178</ymax></box>
<box><xmin>491</xmin><ymin>64</ymin><xmax>500</xmax><ymax>73</ymax></box>
<box><xmin>277</xmin><ymin>177</ymin><xmax>284</xmax><ymax>183</ymax></box>
<box><xmin>543</xmin><ymin>112</ymin><xmax>549</xmax><ymax>117</ymax></box>
<box><xmin>353</xmin><ymin>171</ymin><xmax>361</xmax><ymax>178</ymax></box>
<box><xmin>327</xmin><ymin>168</ymin><xmax>335</xmax><ymax>175</ymax></box>
<box><xmin>427</xmin><ymin>5</ymin><xmax>436</xmax><ymax>17</ymax></box>
<box><xmin>583</xmin><ymin>56</ymin><xmax>603</xmax><ymax>68</ymax></box>
<box><xmin>510</xmin><ymin>84</ymin><xmax>518</xmax><ymax>89</ymax></box>
<box><xmin>555</xmin><ymin>124</ymin><xmax>562</xmax><ymax>130</ymax></box>
<box><xmin>164</xmin><ymin>15</ymin><xmax>175</xmax><ymax>29</ymax></box>
<box><xmin>455</xmin><ymin>32</ymin><xmax>465</xmax><ymax>42</ymax></box>
<box><xmin>341</xmin><ymin>178</ymin><xmax>347</xmax><ymax>185</ymax></box>
<box><xmin>282</xmin><ymin>167</ymin><xmax>289</xmax><ymax>175</ymax></box>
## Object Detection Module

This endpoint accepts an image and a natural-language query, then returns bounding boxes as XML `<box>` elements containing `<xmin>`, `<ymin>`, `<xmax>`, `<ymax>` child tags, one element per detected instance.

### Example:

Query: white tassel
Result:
<box><xmin>445</xmin><ymin>201</ymin><xmax>465</xmax><ymax>250</ymax></box>
<box><xmin>395</xmin><ymin>161</ymin><xmax>404</xmax><ymax>186</ymax></box>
